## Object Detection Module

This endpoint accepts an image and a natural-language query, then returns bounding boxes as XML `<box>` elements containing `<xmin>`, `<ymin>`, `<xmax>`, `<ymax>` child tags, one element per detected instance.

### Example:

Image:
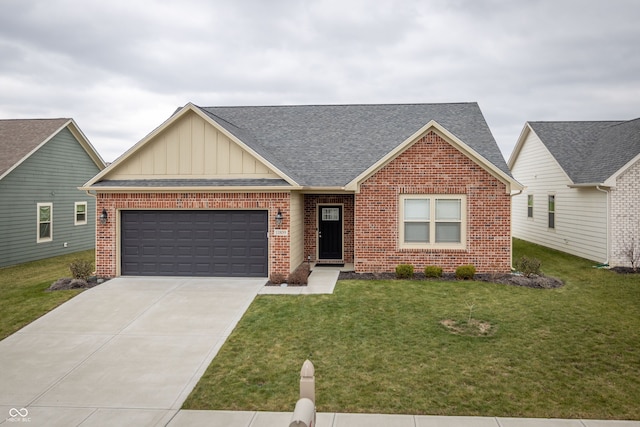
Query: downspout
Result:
<box><xmin>596</xmin><ymin>185</ymin><xmax>610</xmax><ymax>265</ymax></box>
<box><xmin>509</xmin><ymin>188</ymin><xmax>524</xmax><ymax>270</ymax></box>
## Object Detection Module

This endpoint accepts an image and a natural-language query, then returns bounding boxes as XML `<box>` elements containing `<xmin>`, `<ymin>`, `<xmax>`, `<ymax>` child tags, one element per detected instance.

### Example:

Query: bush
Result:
<box><xmin>287</xmin><ymin>263</ymin><xmax>310</xmax><ymax>285</ymax></box>
<box><xmin>424</xmin><ymin>265</ymin><xmax>443</xmax><ymax>278</ymax></box>
<box><xmin>455</xmin><ymin>264</ymin><xmax>476</xmax><ymax>280</ymax></box>
<box><xmin>395</xmin><ymin>264</ymin><xmax>414</xmax><ymax>279</ymax></box>
<box><xmin>69</xmin><ymin>259</ymin><xmax>93</xmax><ymax>281</ymax></box>
<box><xmin>269</xmin><ymin>273</ymin><xmax>287</xmax><ymax>285</ymax></box>
<box><xmin>514</xmin><ymin>256</ymin><xmax>542</xmax><ymax>277</ymax></box>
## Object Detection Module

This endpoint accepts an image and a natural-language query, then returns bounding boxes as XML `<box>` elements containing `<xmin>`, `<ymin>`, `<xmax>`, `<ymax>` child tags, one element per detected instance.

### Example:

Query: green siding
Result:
<box><xmin>0</xmin><ymin>127</ymin><xmax>101</xmax><ymax>268</ymax></box>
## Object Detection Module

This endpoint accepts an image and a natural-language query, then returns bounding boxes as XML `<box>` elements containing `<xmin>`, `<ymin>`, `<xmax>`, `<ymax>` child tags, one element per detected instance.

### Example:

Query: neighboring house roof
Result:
<box><xmin>0</xmin><ymin>118</ymin><xmax>105</xmax><ymax>180</ymax></box>
<box><xmin>84</xmin><ymin>102</ymin><xmax>521</xmax><ymax>192</ymax></box>
<box><xmin>509</xmin><ymin>118</ymin><xmax>640</xmax><ymax>185</ymax></box>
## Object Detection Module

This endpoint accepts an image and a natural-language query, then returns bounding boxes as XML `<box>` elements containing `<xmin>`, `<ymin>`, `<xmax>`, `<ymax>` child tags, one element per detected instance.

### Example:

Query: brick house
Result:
<box><xmin>509</xmin><ymin>118</ymin><xmax>640</xmax><ymax>267</ymax></box>
<box><xmin>82</xmin><ymin>103</ymin><xmax>522</xmax><ymax>278</ymax></box>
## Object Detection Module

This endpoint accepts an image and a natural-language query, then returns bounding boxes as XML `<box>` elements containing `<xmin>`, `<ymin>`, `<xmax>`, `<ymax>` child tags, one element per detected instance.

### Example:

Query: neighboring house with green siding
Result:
<box><xmin>0</xmin><ymin>119</ymin><xmax>106</xmax><ymax>268</ymax></box>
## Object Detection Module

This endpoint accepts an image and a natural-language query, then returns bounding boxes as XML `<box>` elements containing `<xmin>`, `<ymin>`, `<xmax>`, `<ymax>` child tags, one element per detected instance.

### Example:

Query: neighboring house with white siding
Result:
<box><xmin>0</xmin><ymin>119</ymin><xmax>106</xmax><ymax>268</ymax></box>
<box><xmin>508</xmin><ymin>119</ymin><xmax>640</xmax><ymax>267</ymax></box>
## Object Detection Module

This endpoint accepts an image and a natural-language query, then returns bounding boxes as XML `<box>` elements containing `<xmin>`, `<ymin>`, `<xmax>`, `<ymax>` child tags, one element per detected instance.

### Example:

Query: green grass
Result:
<box><xmin>183</xmin><ymin>239</ymin><xmax>640</xmax><ymax>419</ymax></box>
<box><xmin>0</xmin><ymin>250</ymin><xmax>94</xmax><ymax>340</ymax></box>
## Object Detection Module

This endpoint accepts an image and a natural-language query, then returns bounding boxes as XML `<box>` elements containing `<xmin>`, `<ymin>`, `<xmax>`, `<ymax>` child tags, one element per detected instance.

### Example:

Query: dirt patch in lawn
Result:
<box><xmin>338</xmin><ymin>271</ymin><xmax>564</xmax><ymax>289</ymax></box>
<box><xmin>440</xmin><ymin>318</ymin><xmax>497</xmax><ymax>337</ymax></box>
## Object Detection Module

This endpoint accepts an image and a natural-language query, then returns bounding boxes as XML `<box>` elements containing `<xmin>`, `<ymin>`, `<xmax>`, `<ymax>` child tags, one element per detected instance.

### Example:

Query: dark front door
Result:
<box><xmin>318</xmin><ymin>206</ymin><xmax>342</xmax><ymax>260</ymax></box>
<box><xmin>120</xmin><ymin>210</ymin><xmax>268</xmax><ymax>277</ymax></box>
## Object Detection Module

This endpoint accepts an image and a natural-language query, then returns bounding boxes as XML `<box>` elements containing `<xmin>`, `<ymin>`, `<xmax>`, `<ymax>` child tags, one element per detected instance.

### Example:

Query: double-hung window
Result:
<box><xmin>527</xmin><ymin>195</ymin><xmax>534</xmax><ymax>218</ymax></box>
<box><xmin>548</xmin><ymin>195</ymin><xmax>555</xmax><ymax>229</ymax></box>
<box><xmin>37</xmin><ymin>203</ymin><xmax>53</xmax><ymax>243</ymax></box>
<box><xmin>400</xmin><ymin>195</ymin><xmax>466</xmax><ymax>249</ymax></box>
<box><xmin>75</xmin><ymin>202</ymin><xmax>87</xmax><ymax>225</ymax></box>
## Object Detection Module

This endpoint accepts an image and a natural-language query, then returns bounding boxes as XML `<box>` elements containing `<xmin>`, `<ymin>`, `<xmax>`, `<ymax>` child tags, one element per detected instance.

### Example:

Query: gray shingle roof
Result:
<box><xmin>0</xmin><ymin>118</ymin><xmax>70</xmax><ymax>178</ymax></box>
<box><xmin>528</xmin><ymin>119</ymin><xmax>640</xmax><ymax>183</ymax></box>
<box><xmin>198</xmin><ymin>103</ymin><xmax>510</xmax><ymax>187</ymax></box>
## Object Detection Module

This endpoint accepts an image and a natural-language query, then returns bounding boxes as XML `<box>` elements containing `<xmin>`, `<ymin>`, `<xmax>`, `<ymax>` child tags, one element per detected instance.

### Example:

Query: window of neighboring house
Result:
<box><xmin>527</xmin><ymin>195</ymin><xmax>534</xmax><ymax>218</ymax></box>
<box><xmin>399</xmin><ymin>195</ymin><xmax>466</xmax><ymax>249</ymax></box>
<box><xmin>37</xmin><ymin>203</ymin><xmax>53</xmax><ymax>243</ymax></box>
<box><xmin>75</xmin><ymin>202</ymin><xmax>87</xmax><ymax>225</ymax></box>
<box><xmin>548</xmin><ymin>195</ymin><xmax>555</xmax><ymax>229</ymax></box>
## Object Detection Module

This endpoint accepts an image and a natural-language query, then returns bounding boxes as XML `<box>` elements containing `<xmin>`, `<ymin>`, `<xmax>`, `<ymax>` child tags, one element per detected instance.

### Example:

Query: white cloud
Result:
<box><xmin>1</xmin><ymin>0</ymin><xmax>639</xmax><ymax>161</ymax></box>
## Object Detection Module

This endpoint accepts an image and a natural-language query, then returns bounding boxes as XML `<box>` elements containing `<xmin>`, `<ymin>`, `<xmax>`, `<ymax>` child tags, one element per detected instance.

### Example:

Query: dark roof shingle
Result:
<box><xmin>0</xmin><ymin>118</ymin><xmax>70</xmax><ymax>178</ymax></box>
<box><xmin>198</xmin><ymin>103</ymin><xmax>510</xmax><ymax>187</ymax></box>
<box><xmin>528</xmin><ymin>119</ymin><xmax>640</xmax><ymax>183</ymax></box>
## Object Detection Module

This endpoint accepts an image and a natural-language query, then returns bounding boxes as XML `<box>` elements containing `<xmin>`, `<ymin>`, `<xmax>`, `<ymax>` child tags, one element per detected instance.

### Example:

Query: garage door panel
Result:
<box><xmin>121</xmin><ymin>210</ymin><xmax>267</xmax><ymax>277</ymax></box>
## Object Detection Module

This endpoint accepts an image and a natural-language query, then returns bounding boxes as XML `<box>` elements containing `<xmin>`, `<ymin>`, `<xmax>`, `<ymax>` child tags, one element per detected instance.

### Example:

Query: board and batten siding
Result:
<box><xmin>511</xmin><ymin>129</ymin><xmax>608</xmax><ymax>263</ymax></box>
<box><xmin>0</xmin><ymin>127</ymin><xmax>101</xmax><ymax>268</ymax></box>
<box><xmin>609</xmin><ymin>158</ymin><xmax>640</xmax><ymax>267</ymax></box>
<box><xmin>106</xmin><ymin>111</ymin><xmax>277</xmax><ymax>179</ymax></box>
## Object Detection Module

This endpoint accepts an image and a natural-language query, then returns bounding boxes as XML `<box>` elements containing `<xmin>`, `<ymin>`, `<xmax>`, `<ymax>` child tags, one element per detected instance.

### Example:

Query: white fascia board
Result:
<box><xmin>603</xmin><ymin>152</ymin><xmax>640</xmax><ymax>187</ymax></box>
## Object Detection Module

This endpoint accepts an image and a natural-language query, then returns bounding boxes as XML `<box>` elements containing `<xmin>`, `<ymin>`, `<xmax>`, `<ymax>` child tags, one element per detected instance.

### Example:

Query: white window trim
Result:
<box><xmin>548</xmin><ymin>194</ymin><xmax>556</xmax><ymax>229</ymax></box>
<box><xmin>75</xmin><ymin>201</ymin><xmax>88</xmax><ymax>225</ymax></box>
<box><xmin>527</xmin><ymin>194</ymin><xmax>534</xmax><ymax>219</ymax></box>
<box><xmin>37</xmin><ymin>202</ymin><xmax>53</xmax><ymax>243</ymax></box>
<box><xmin>399</xmin><ymin>194</ymin><xmax>467</xmax><ymax>250</ymax></box>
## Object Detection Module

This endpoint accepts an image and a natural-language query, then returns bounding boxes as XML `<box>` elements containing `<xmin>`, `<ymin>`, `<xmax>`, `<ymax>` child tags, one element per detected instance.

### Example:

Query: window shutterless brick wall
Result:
<box><xmin>95</xmin><ymin>192</ymin><xmax>290</xmax><ymax>277</ymax></box>
<box><xmin>303</xmin><ymin>194</ymin><xmax>355</xmax><ymax>263</ymax></box>
<box><xmin>354</xmin><ymin>131</ymin><xmax>512</xmax><ymax>273</ymax></box>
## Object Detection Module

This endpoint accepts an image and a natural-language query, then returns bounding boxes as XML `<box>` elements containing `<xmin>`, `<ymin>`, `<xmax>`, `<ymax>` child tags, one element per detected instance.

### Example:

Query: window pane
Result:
<box><xmin>39</xmin><ymin>206</ymin><xmax>50</xmax><ymax>221</ymax></box>
<box><xmin>77</xmin><ymin>204</ymin><xmax>86</xmax><ymax>214</ymax></box>
<box><xmin>436</xmin><ymin>223</ymin><xmax>461</xmax><ymax>243</ymax></box>
<box><xmin>548</xmin><ymin>195</ymin><xmax>555</xmax><ymax>212</ymax></box>
<box><xmin>527</xmin><ymin>195</ymin><xmax>533</xmax><ymax>207</ymax></box>
<box><xmin>435</xmin><ymin>199</ymin><xmax>460</xmax><ymax>220</ymax></box>
<box><xmin>549</xmin><ymin>213</ymin><xmax>555</xmax><ymax>229</ymax></box>
<box><xmin>39</xmin><ymin>223</ymin><xmax>50</xmax><ymax>239</ymax></box>
<box><xmin>404</xmin><ymin>199</ymin><xmax>429</xmax><ymax>221</ymax></box>
<box><xmin>405</xmin><ymin>222</ymin><xmax>429</xmax><ymax>242</ymax></box>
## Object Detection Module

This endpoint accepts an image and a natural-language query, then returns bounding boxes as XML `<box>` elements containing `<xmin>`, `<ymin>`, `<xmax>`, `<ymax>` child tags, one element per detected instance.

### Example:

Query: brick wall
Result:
<box><xmin>610</xmin><ymin>159</ymin><xmax>640</xmax><ymax>267</ymax></box>
<box><xmin>95</xmin><ymin>192</ymin><xmax>290</xmax><ymax>277</ymax></box>
<box><xmin>303</xmin><ymin>194</ymin><xmax>355</xmax><ymax>263</ymax></box>
<box><xmin>354</xmin><ymin>131</ymin><xmax>512</xmax><ymax>273</ymax></box>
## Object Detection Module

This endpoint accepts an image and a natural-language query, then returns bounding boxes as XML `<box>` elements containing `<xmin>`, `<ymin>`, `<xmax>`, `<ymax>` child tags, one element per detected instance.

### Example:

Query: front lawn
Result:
<box><xmin>0</xmin><ymin>250</ymin><xmax>94</xmax><ymax>340</ymax></box>
<box><xmin>183</xmin><ymin>239</ymin><xmax>640</xmax><ymax>419</ymax></box>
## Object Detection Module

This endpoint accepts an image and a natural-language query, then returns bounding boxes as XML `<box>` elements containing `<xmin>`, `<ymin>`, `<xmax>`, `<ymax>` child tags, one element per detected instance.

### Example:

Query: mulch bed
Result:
<box><xmin>610</xmin><ymin>266</ymin><xmax>640</xmax><ymax>274</ymax></box>
<box><xmin>47</xmin><ymin>277</ymin><xmax>110</xmax><ymax>291</ymax></box>
<box><xmin>338</xmin><ymin>271</ymin><xmax>564</xmax><ymax>289</ymax></box>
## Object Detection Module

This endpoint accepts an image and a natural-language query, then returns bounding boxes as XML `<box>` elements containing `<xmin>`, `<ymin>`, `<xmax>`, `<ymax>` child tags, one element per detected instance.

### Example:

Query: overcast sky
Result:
<box><xmin>1</xmin><ymin>0</ymin><xmax>639</xmax><ymax>162</ymax></box>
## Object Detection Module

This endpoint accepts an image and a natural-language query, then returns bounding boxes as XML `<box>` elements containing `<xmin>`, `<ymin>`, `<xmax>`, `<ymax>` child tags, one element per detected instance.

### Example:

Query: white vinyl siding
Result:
<box><xmin>399</xmin><ymin>195</ymin><xmax>466</xmax><ymax>249</ymax></box>
<box><xmin>511</xmin><ymin>129</ymin><xmax>607</xmax><ymax>262</ymax></box>
<box><xmin>75</xmin><ymin>202</ymin><xmax>87</xmax><ymax>225</ymax></box>
<box><xmin>37</xmin><ymin>203</ymin><xmax>53</xmax><ymax>243</ymax></box>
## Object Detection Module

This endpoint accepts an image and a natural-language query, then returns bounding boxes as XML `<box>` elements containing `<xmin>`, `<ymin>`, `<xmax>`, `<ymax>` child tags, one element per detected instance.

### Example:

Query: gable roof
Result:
<box><xmin>198</xmin><ymin>103</ymin><xmax>513</xmax><ymax>187</ymax></box>
<box><xmin>509</xmin><ymin>118</ymin><xmax>640</xmax><ymax>185</ymax></box>
<box><xmin>0</xmin><ymin>118</ymin><xmax>105</xmax><ymax>180</ymax></box>
<box><xmin>85</xmin><ymin>102</ymin><xmax>520</xmax><ymax>192</ymax></box>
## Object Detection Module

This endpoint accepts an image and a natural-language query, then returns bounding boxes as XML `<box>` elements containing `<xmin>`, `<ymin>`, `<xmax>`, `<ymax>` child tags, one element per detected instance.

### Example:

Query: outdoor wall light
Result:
<box><xmin>275</xmin><ymin>209</ymin><xmax>283</xmax><ymax>226</ymax></box>
<box><xmin>100</xmin><ymin>208</ymin><xmax>108</xmax><ymax>224</ymax></box>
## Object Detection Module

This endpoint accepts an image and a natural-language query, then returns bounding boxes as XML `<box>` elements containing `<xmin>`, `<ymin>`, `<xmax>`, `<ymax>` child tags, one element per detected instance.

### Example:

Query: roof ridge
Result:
<box><xmin>200</xmin><ymin>102</ymin><xmax>479</xmax><ymax>109</ymax></box>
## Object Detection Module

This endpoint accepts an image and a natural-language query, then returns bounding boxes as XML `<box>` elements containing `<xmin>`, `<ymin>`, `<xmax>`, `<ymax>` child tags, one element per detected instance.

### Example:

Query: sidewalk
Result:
<box><xmin>166</xmin><ymin>410</ymin><xmax>640</xmax><ymax>426</ymax></box>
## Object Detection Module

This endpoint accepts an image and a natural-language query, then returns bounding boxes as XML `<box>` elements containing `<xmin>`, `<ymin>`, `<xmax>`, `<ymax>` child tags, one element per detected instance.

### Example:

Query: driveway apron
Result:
<box><xmin>0</xmin><ymin>277</ymin><xmax>265</xmax><ymax>426</ymax></box>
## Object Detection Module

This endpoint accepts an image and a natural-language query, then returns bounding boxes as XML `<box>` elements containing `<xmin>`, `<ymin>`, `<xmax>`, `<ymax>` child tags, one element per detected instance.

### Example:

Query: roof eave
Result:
<box><xmin>81</xmin><ymin>185</ymin><xmax>301</xmax><ymax>192</ymax></box>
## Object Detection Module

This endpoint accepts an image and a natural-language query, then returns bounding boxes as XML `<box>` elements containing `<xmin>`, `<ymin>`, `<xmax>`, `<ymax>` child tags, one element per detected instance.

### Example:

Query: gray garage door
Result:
<box><xmin>121</xmin><ymin>210</ymin><xmax>268</xmax><ymax>277</ymax></box>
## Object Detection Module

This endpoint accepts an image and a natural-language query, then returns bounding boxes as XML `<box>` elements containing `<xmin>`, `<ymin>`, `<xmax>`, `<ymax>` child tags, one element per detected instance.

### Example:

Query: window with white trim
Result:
<box><xmin>527</xmin><ymin>194</ymin><xmax>534</xmax><ymax>218</ymax></box>
<box><xmin>548</xmin><ymin>194</ymin><xmax>555</xmax><ymax>229</ymax></box>
<box><xmin>399</xmin><ymin>195</ymin><xmax>466</xmax><ymax>249</ymax></box>
<box><xmin>37</xmin><ymin>203</ymin><xmax>53</xmax><ymax>243</ymax></box>
<box><xmin>75</xmin><ymin>202</ymin><xmax>87</xmax><ymax>225</ymax></box>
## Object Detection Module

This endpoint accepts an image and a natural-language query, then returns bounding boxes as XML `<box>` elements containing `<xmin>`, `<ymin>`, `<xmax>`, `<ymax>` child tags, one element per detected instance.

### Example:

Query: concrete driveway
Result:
<box><xmin>0</xmin><ymin>276</ymin><xmax>265</xmax><ymax>426</ymax></box>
